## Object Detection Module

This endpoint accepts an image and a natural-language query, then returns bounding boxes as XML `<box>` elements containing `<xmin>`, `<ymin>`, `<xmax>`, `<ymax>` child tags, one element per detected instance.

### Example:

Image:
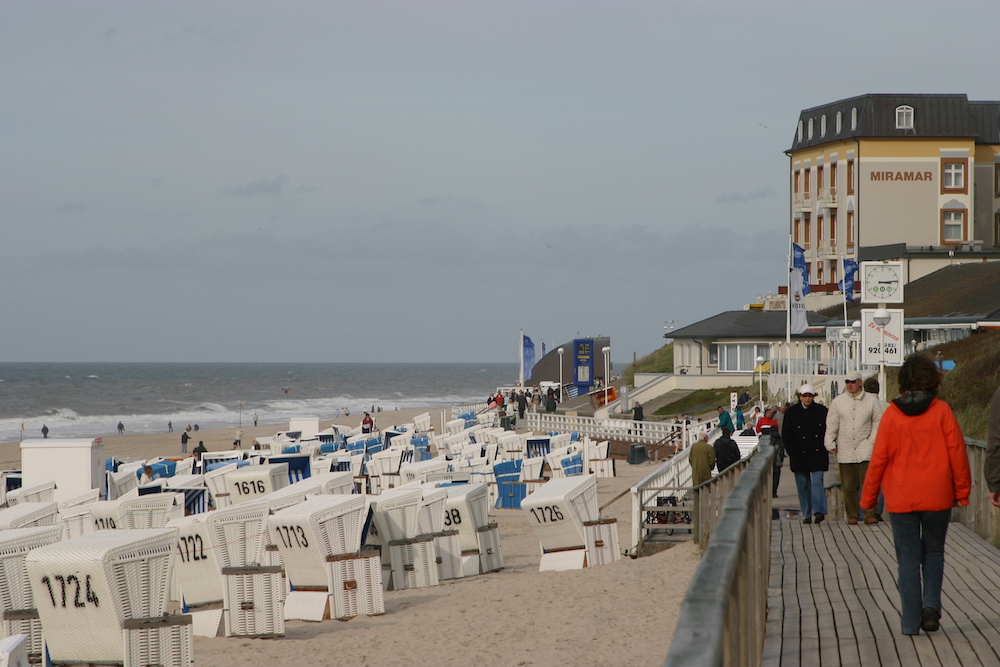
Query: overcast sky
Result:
<box><xmin>3</xmin><ymin>1</ymin><xmax>997</xmax><ymax>363</ymax></box>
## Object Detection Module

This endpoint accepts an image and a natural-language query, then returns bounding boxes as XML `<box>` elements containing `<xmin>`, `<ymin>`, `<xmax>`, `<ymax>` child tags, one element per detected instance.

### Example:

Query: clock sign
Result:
<box><xmin>860</xmin><ymin>261</ymin><xmax>904</xmax><ymax>303</ymax></box>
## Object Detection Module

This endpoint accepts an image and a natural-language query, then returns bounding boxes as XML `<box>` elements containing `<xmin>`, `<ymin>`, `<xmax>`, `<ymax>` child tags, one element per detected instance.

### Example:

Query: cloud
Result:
<box><xmin>225</xmin><ymin>174</ymin><xmax>290</xmax><ymax>197</ymax></box>
<box><xmin>716</xmin><ymin>187</ymin><xmax>775</xmax><ymax>204</ymax></box>
<box><xmin>58</xmin><ymin>203</ymin><xmax>86</xmax><ymax>213</ymax></box>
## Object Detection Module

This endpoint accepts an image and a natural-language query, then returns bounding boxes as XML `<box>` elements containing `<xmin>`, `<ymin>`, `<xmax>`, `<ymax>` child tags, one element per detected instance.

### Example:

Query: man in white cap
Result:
<box><xmin>825</xmin><ymin>371</ymin><xmax>885</xmax><ymax>525</ymax></box>
<box><xmin>782</xmin><ymin>384</ymin><xmax>829</xmax><ymax>524</ymax></box>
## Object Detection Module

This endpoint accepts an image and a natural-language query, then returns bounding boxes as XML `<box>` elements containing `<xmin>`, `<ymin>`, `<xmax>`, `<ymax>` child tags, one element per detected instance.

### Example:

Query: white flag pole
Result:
<box><xmin>786</xmin><ymin>235</ymin><xmax>793</xmax><ymax>403</ymax></box>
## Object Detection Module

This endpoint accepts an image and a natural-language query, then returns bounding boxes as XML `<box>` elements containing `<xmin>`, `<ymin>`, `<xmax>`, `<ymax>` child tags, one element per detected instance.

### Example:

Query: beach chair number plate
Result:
<box><xmin>528</xmin><ymin>506</ymin><xmax>564</xmax><ymax>523</ymax></box>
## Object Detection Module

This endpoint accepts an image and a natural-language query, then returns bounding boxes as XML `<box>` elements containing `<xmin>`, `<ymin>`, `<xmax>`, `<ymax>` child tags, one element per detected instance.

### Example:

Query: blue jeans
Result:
<box><xmin>889</xmin><ymin>510</ymin><xmax>950</xmax><ymax>634</ymax></box>
<box><xmin>794</xmin><ymin>471</ymin><xmax>827</xmax><ymax>517</ymax></box>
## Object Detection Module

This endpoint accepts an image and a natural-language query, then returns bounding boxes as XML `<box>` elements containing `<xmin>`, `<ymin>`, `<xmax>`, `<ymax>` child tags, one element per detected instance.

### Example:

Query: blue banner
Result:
<box><xmin>522</xmin><ymin>335</ymin><xmax>536</xmax><ymax>381</ymax></box>
<box><xmin>838</xmin><ymin>259</ymin><xmax>858</xmax><ymax>303</ymax></box>
<box><xmin>792</xmin><ymin>243</ymin><xmax>811</xmax><ymax>295</ymax></box>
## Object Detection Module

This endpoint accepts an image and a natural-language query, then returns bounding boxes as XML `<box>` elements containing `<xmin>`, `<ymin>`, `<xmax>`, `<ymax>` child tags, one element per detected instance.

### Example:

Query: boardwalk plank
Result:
<box><xmin>763</xmin><ymin>517</ymin><xmax>1000</xmax><ymax>667</ymax></box>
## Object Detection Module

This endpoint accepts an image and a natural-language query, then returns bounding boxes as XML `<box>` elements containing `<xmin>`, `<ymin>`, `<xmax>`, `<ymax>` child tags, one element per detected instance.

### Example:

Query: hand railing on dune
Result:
<box><xmin>662</xmin><ymin>435</ymin><xmax>776</xmax><ymax>667</ymax></box>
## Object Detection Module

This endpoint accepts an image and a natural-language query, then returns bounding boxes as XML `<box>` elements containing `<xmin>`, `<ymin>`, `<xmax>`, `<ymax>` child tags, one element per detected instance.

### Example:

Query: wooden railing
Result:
<box><xmin>525</xmin><ymin>412</ymin><xmax>712</xmax><ymax>447</ymax></box>
<box><xmin>953</xmin><ymin>438</ymin><xmax>997</xmax><ymax>546</ymax></box>
<box><xmin>663</xmin><ymin>436</ymin><xmax>776</xmax><ymax>667</ymax></box>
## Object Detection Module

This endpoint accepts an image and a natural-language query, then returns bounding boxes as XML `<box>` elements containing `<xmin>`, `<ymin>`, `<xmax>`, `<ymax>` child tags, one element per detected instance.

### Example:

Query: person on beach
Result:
<box><xmin>41</xmin><ymin>424</ymin><xmax>49</xmax><ymax>439</ymax></box>
<box><xmin>180</xmin><ymin>431</ymin><xmax>189</xmax><ymax>453</ymax></box>
<box><xmin>862</xmin><ymin>354</ymin><xmax>971</xmax><ymax>635</ymax></box>
<box><xmin>362</xmin><ymin>412</ymin><xmax>375</xmax><ymax>434</ymax></box>
<box><xmin>516</xmin><ymin>391</ymin><xmax>528</xmax><ymax>419</ymax></box>
<box><xmin>192</xmin><ymin>441</ymin><xmax>208</xmax><ymax>457</ymax></box>
<box><xmin>253</xmin><ymin>412</ymin><xmax>258</xmax><ymax>427</ymax></box>
<box><xmin>782</xmin><ymin>384</ymin><xmax>829</xmax><ymax>524</ymax></box>
<box><xmin>825</xmin><ymin>370</ymin><xmax>884</xmax><ymax>526</ymax></box>
<box><xmin>117</xmin><ymin>421</ymin><xmax>125</xmax><ymax>435</ymax></box>
<box><xmin>984</xmin><ymin>386</ymin><xmax>1000</xmax><ymax>506</ymax></box>
<box><xmin>168</xmin><ymin>421</ymin><xmax>173</xmax><ymax>432</ymax></box>
<box><xmin>139</xmin><ymin>466</ymin><xmax>154</xmax><ymax>484</ymax></box>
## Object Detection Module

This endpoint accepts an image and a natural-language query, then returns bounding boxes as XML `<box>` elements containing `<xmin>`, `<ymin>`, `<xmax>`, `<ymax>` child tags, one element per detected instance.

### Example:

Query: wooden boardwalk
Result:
<box><xmin>763</xmin><ymin>517</ymin><xmax>1000</xmax><ymax>667</ymax></box>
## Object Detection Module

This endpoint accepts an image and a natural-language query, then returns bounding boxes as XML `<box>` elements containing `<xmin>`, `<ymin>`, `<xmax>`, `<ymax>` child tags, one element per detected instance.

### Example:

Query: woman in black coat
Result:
<box><xmin>781</xmin><ymin>384</ymin><xmax>829</xmax><ymax>524</ymax></box>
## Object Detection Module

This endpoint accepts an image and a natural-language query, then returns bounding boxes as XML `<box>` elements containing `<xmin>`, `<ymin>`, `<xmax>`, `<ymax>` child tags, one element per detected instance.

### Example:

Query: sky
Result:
<box><xmin>3</xmin><ymin>0</ymin><xmax>998</xmax><ymax>363</ymax></box>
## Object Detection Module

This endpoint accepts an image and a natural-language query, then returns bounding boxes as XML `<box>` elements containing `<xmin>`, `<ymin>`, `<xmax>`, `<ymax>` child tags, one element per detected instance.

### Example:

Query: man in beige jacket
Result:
<box><xmin>825</xmin><ymin>370</ymin><xmax>885</xmax><ymax>525</ymax></box>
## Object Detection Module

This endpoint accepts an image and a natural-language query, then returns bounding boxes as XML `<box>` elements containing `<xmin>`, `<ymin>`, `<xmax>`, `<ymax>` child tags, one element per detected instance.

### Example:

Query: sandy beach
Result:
<box><xmin>2</xmin><ymin>408</ymin><xmax>699</xmax><ymax>667</ymax></box>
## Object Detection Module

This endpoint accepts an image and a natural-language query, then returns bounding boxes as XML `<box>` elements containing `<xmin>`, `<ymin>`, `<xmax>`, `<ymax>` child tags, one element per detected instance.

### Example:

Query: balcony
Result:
<box><xmin>816</xmin><ymin>187</ymin><xmax>837</xmax><ymax>208</ymax></box>
<box><xmin>793</xmin><ymin>191</ymin><xmax>813</xmax><ymax>211</ymax></box>
<box><xmin>817</xmin><ymin>240</ymin><xmax>838</xmax><ymax>258</ymax></box>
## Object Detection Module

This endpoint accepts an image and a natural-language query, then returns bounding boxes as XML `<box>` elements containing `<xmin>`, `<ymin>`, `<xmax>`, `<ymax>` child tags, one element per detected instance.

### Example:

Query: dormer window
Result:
<box><xmin>836</xmin><ymin>111</ymin><xmax>842</xmax><ymax>134</ymax></box>
<box><xmin>808</xmin><ymin>118</ymin><xmax>814</xmax><ymax>139</ymax></box>
<box><xmin>798</xmin><ymin>121</ymin><xmax>803</xmax><ymax>142</ymax></box>
<box><xmin>896</xmin><ymin>105</ymin><xmax>914</xmax><ymax>129</ymax></box>
<box><xmin>851</xmin><ymin>108</ymin><xmax>858</xmax><ymax>130</ymax></box>
<box><xmin>820</xmin><ymin>115</ymin><xmax>827</xmax><ymax>137</ymax></box>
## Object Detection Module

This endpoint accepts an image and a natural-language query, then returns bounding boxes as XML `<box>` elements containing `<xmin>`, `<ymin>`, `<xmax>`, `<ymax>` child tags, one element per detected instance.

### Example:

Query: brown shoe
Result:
<box><xmin>848</xmin><ymin>517</ymin><xmax>858</xmax><ymax>525</ymax></box>
<box><xmin>864</xmin><ymin>516</ymin><xmax>879</xmax><ymax>525</ymax></box>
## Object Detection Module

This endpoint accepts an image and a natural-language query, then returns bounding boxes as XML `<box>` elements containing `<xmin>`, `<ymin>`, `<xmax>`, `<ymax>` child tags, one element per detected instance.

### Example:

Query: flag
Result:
<box><xmin>838</xmin><ymin>259</ymin><xmax>859</xmax><ymax>303</ymax></box>
<box><xmin>522</xmin><ymin>334</ymin><xmax>536</xmax><ymax>382</ymax></box>
<box><xmin>789</xmin><ymin>243</ymin><xmax>810</xmax><ymax>334</ymax></box>
<box><xmin>541</xmin><ymin>342</ymin><xmax>547</xmax><ymax>359</ymax></box>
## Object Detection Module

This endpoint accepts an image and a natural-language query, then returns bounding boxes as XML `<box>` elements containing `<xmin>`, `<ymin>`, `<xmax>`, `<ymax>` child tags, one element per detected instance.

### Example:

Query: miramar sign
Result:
<box><xmin>870</xmin><ymin>171</ymin><xmax>933</xmax><ymax>182</ymax></box>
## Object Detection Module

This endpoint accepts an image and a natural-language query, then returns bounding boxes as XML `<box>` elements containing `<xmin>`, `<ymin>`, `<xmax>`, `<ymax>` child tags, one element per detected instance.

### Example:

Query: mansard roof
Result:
<box><xmin>789</xmin><ymin>94</ymin><xmax>1000</xmax><ymax>152</ymax></box>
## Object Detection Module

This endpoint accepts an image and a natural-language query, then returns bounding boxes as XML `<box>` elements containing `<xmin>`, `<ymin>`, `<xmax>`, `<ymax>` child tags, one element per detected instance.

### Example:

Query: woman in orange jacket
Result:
<box><xmin>861</xmin><ymin>353</ymin><xmax>971</xmax><ymax>636</ymax></box>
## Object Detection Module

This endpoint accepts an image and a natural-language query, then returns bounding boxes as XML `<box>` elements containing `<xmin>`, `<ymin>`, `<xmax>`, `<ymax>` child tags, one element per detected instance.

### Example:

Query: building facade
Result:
<box><xmin>787</xmin><ymin>94</ymin><xmax>1000</xmax><ymax>290</ymax></box>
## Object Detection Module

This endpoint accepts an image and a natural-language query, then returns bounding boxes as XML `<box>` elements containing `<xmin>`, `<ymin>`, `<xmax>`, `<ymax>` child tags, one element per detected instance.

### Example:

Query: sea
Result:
<box><xmin>0</xmin><ymin>362</ymin><xmax>518</xmax><ymax>444</ymax></box>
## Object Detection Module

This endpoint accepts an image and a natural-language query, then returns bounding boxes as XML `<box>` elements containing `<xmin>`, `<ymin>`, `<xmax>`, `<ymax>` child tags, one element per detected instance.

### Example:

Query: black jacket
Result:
<box><xmin>714</xmin><ymin>435</ymin><xmax>741</xmax><ymax>472</ymax></box>
<box><xmin>782</xmin><ymin>401</ymin><xmax>829</xmax><ymax>473</ymax></box>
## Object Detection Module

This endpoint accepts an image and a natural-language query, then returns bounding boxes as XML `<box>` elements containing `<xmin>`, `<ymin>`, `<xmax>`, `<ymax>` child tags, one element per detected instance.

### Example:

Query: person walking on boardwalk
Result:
<box><xmin>688</xmin><ymin>438</ymin><xmax>716</xmax><ymax>487</ymax></box>
<box><xmin>861</xmin><ymin>354</ymin><xmax>971</xmax><ymax>635</ymax></box>
<box><xmin>716</xmin><ymin>406</ymin><xmax>735</xmax><ymax>433</ymax></box>
<box><xmin>983</xmin><ymin>386</ymin><xmax>1000</xmax><ymax>506</ymax></box>
<box><xmin>825</xmin><ymin>370</ymin><xmax>884</xmax><ymax>526</ymax></box>
<box><xmin>713</xmin><ymin>427</ymin><xmax>741</xmax><ymax>473</ymax></box>
<box><xmin>782</xmin><ymin>384</ymin><xmax>829</xmax><ymax>524</ymax></box>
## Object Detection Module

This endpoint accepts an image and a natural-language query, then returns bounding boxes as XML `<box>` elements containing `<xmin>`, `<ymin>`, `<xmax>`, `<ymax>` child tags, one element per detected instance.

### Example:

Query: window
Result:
<box><xmin>895</xmin><ymin>105</ymin><xmax>914</xmax><ymax>129</ymax></box>
<box><xmin>808</xmin><ymin>118</ymin><xmax>814</xmax><ymax>139</ymax></box>
<box><xmin>817</xmin><ymin>263</ymin><xmax>824</xmax><ymax>284</ymax></box>
<box><xmin>794</xmin><ymin>170</ymin><xmax>800</xmax><ymax>194</ymax></box>
<box><xmin>847</xmin><ymin>211</ymin><xmax>855</xmax><ymax>247</ymax></box>
<box><xmin>942</xmin><ymin>159</ymin><xmax>967</xmax><ymax>194</ymax></box>
<box><xmin>794</xmin><ymin>219</ymin><xmax>800</xmax><ymax>244</ymax></box>
<box><xmin>821</xmin><ymin>115</ymin><xmax>827</xmax><ymax>137</ymax></box>
<box><xmin>717</xmin><ymin>344</ymin><xmax>769</xmax><ymax>373</ymax></box>
<box><xmin>798</xmin><ymin>121</ymin><xmax>803</xmax><ymax>143</ymax></box>
<box><xmin>847</xmin><ymin>159</ymin><xmax>855</xmax><ymax>194</ymax></box>
<box><xmin>941</xmin><ymin>210</ymin><xmax>966</xmax><ymax>244</ymax></box>
<box><xmin>831</xmin><ymin>162</ymin><xmax>837</xmax><ymax>190</ymax></box>
<box><xmin>817</xmin><ymin>165</ymin><xmax>824</xmax><ymax>189</ymax></box>
<box><xmin>995</xmin><ymin>164</ymin><xmax>1000</xmax><ymax>197</ymax></box>
<box><xmin>709</xmin><ymin>344</ymin><xmax>718</xmax><ymax>367</ymax></box>
<box><xmin>804</xmin><ymin>168</ymin><xmax>811</xmax><ymax>193</ymax></box>
<box><xmin>817</xmin><ymin>215</ymin><xmax>824</xmax><ymax>241</ymax></box>
<box><xmin>804</xmin><ymin>214</ymin><xmax>811</xmax><ymax>246</ymax></box>
<box><xmin>830</xmin><ymin>213</ymin><xmax>837</xmax><ymax>240</ymax></box>
<box><xmin>836</xmin><ymin>111</ymin><xmax>842</xmax><ymax>134</ymax></box>
<box><xmin>851</xmin><ymin>108</ymin><xmax>858</xmax><ymax>130</ymax></box>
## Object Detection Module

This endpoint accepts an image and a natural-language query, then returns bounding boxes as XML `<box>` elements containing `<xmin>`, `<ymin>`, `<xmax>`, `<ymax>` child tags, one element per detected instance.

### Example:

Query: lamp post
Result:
<box><xmin>840</xmin><ymin>326</ymin><xmax>853</xmax><ymax>376</ymax></box>
<box><xmin>873</xmin><ymin>307</ymin><xmax>891</xmax><ymax>402</ymax></box>
<box><xmin>851</xmin><ymin>320</ymin><xmax>862</xmax><ymax>373</ymax></box>
<box><xmin>557</xmin><ymin>347</ymin><xmax>565</xmax><ymax>402</ymax></box>
<box><xmin>601</xmin><ymin>346</ymin><xmax>611</xmax><ymax>404</ymax></box>
<box><xmin>756</xmin><ymin>355</ymin><xmax>765</xmax><ymax>407</ymax></box>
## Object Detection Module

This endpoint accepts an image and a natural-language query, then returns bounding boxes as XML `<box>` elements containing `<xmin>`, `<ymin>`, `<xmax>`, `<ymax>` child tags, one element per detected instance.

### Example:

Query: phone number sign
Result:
<box><xmin>860</xmin><ymin>309</ymin><xmax>904</xmax><ymax>367</ymax></box>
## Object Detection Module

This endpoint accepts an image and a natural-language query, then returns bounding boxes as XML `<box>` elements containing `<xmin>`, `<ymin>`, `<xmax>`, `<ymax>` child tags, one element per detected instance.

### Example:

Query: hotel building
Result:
<box><xmin>787</xmin><ymin>94</ymin><xmax>1000</xmax><ymax>292</ymax></box>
